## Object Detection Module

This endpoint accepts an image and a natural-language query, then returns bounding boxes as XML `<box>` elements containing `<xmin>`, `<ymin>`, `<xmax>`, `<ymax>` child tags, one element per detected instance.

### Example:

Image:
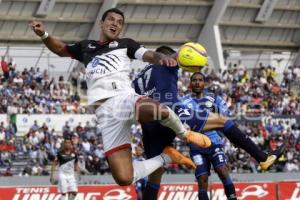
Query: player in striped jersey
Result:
<box><xmin>50</xmin><ymin>139</ymin><xmax>79</xmax><ymax>200</ymax></box>
<box><xmin>31</xmin><ymin>8</ymin><xmax>210</xmax><ymax>186</ymax></box>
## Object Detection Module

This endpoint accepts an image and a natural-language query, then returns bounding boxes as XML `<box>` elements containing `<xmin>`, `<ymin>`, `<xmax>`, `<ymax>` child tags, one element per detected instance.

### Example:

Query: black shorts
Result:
<box><xmin>142</xmin><ymin>121</ymin><xmax>176</xmax><ymax>159</ymax></box>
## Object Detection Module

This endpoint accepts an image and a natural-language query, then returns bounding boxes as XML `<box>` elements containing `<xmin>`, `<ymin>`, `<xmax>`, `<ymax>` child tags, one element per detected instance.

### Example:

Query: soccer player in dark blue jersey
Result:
<box><xmin>132</xmin><ymin>46</ymin><xmax>285</xmax><ymax>200</ymax></box>
<box><xmin>184</xmin><ymin>72</ymin><xmax>237</xmax><ymax>200</ymax></box>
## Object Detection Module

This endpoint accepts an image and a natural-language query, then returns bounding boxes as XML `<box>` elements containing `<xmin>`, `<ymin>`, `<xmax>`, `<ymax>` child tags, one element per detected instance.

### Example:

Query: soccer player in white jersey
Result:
<box><xmin>30</xmin><ymin>8</ymin><xmax>211</xmax><ymax>186</ymax></box>
<box><xmin>50</xmin><ymin>139</ymin><xmax>80</xmax><ymax>200</ymax></box>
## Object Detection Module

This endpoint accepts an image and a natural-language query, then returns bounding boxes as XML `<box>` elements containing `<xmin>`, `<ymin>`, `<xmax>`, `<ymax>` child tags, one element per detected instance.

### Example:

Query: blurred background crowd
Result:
<box><xmin>0</xmin><ymin>56</ymin><xmax>299</xmax><ymax>176</ymax></box>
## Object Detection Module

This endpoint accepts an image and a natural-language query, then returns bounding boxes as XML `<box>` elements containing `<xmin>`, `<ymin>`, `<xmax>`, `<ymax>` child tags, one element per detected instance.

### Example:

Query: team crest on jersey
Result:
<box><xmin>109</xmin><ymin>41</ymin><xmax>119</xmax><ymax>48</ymax></box>
<box><xmin>205</xmin><ymin>100</ymin><xmax>213</xmax><ymax>108</ymax></box>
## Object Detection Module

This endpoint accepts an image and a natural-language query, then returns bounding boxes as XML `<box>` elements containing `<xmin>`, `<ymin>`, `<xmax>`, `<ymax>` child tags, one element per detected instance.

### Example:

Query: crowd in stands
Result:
<box><xmin>0</xmin><ymin>55</ymin><xmax>299</xmax><ymax>176</ymax></box>
<box><xmin>0</xmin><ymin>56</ymin><xmax>92</xmax><ymax>115</ymax></box>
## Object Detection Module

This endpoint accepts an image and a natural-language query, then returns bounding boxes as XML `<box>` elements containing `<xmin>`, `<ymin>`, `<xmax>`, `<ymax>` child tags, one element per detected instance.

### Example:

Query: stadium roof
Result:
<box><xmin>1</xmin><ymin>0</ymin><xmax>299</xmax><ymax>50</ymax></box>
<box><xmin>0</xmin><ymin>0</ymin><xmax>299</xmax><ymax>69</ymax></box>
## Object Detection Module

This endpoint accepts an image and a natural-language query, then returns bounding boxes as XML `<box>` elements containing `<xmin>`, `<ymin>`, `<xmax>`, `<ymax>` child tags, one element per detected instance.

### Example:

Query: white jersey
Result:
<box><xmin>56</xmin><ymin>151</ymin><xmax>78</xmax><ymax>176</ymax></box>
<box><xmin>66</xmin><ymin>38</ymin><xmax>147</xmax><ymax>105</ymax></box>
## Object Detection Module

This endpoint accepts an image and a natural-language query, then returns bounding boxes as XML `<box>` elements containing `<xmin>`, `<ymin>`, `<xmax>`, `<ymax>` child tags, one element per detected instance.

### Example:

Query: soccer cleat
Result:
<box><xmin>184</xmin><ymin>131</ymin><xmax>212</xmax><ymax>148</ymax></box>
<box><xmin>259</xmin><ymin>144</ymin><xmax>286</xmax><ymax>171</ymax></box>
<box><xmin>163</xmin><ymin>146</ymin><xmax>196</xmax><ymax>170</ymax></box>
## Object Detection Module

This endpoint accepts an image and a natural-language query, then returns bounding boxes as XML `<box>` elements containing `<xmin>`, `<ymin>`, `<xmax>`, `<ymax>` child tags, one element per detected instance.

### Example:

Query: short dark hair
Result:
<box><xmin>190</xmin><ymin>72</ymin><xmax>206</xmax><ymax>82</ymax></box>
<box><xmin>101</xmin><ymin>8</ymin><xmax>125</xmax><ymax>23</ymax></box>
<box><xmin>155</xmin><ymin>46</ymin><xmax>176</xmax><ymax>56</ymax></box>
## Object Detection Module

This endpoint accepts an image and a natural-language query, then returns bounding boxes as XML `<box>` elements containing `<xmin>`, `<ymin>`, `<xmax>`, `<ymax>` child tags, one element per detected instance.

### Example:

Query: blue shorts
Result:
<box><xmin>135</xmin><ymin>177</ymin><xmax>147</xmax><ymax>192</ymax></box>
<box><xmin>142</xmin><ymin>122</ymin><xmax>175</xmax><ymax>159</ymax></box>
<box><xmin>190</xmin><ymin>144</ymin><xmax>227</xmax><ymax>177</ymax></box>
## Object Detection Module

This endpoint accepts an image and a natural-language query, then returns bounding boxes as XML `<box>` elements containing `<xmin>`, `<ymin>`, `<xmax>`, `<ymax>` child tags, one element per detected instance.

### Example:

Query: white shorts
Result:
<box><xmin>57</xmin><ymin>173</ymin><xmax>78</xmax><ymax>194</ymax></box>
<box><xmin>95</xmin><ymin>92</ymin><xmax>143</xmax><ymax>156</ymax></box>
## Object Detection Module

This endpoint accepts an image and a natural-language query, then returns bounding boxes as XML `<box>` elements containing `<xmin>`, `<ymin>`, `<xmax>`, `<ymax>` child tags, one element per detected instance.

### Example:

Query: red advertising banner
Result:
<box><xmin>158</xmin><ymin>183</ymin><xmax>198</xmax><ymax>200</ymax></box>
<box><xmin>156</xmin><ymin>182</ymin><xmax>277</xmax><ymax>200</ymax></box>
<box><xmin>0</xmin><ymin>185</ymin><xmax>137</xmax><ymax>200</ymax></box>
<box><xmin>210</xmin><ymin>182</ymin><xmax>277</xmax><ymax>200</ymax></box>
<box><xmin>278</xmin><ymin>181</ymin><xmax>300</xmax><ymax>200</ymax></box>
<box><xmin>0</xmin><ymin>181</ymin><xmax>298</xmax><ymax>200</ymax></box>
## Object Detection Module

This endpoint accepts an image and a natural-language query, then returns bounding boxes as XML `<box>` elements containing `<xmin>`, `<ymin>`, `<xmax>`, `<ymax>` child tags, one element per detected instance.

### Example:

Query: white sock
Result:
<box><xmin>159</xmin><ymin>107</ymin><xmax>187</xmax><ymax>137</ymax></box>
<box><xmin>60</xmin><ymin>195</ymin><xmax>67</xmax><ymax>200</ymax></box>
<box><xmin>133</xmin><ymin>154</ymin><xmax>171</xmax><ymax>183</ymax></box>
<box><xmin>69</xmin><ymin>194</ymin><xmax>76</xmax><ymax>200</ymax></box>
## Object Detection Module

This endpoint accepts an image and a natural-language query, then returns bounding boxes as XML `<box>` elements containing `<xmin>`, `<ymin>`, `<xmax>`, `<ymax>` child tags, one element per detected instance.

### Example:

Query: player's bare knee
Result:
<box><xmin>115</xmin><ymin>175</ymin><xmax>134</xmax><ymax>186</ymax></box>
<box><xmin>216</xmin><ymin>166</ymin><xmax>229</xmax><ymax>181</ymax></box>
<box><xmin>197</xmin><ymin>175</ymin><xmax>209</xmax><ymax>189</ymax></box>
<box><xmin>136</xmin><ymin>98</ymin><xmax>161</xmax><ymax>122</ymax></box>
<box><xmin>160</xmin><ymin>105</ymin><xmax>170</xmax><ymax>120</ymax></box>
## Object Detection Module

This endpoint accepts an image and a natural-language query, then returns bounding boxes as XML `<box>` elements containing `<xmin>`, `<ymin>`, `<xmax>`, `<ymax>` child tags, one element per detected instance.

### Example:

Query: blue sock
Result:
<box><xmin>142</xmin><ymin>182</ymin><xmax>160</xmax><ymax>200</ymax></box>
<box><xmin>198</xmin><ymin>189</ymin><xmax>209</xmax><ymax>200</ymax></box>
<box><xmin>221</xmin><ymin>120</ymin><xmax>267</xmax><ymax>162</ymax></box>
<box><xmin>222</xmin><ymin>178</ymin><xmax>237</xmax><ymax>200</ymax></box>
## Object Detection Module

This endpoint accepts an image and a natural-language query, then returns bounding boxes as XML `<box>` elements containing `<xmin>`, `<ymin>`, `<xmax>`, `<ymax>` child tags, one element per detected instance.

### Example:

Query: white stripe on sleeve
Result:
<box><xmin>134</xmin><ymin>47</ymin><xmax>148</xmax><ymax>61</ymax></box>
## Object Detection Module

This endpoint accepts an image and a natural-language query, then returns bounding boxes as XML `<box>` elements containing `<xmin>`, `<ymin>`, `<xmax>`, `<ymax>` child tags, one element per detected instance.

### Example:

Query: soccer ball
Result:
<box><xmin>177</xmin><ymin>42</ymin><xmax>208</xmax><ymax>72</ymax></box>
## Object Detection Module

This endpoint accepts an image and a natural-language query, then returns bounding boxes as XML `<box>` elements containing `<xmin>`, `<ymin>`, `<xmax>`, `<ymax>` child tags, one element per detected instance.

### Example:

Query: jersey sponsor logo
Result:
<box><xmin>143</xmin><ymin>87</ymin><xmax>156</xmax><ymax>96</ymax></box>
<box><xmin>177</xmin><ymin>108</ymin><xmax>191</xmax><ymax>117</ymax></box>
<box><xmin>86</xmin><ymin>54</ymin><xmax>120</xmax><ymax>78</ymax></box>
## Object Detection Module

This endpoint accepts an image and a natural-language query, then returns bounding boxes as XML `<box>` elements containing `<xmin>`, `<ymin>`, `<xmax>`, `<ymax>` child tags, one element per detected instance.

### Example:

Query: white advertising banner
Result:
<box><xmin>0</xmin><ymin>114</ymin><xmax>8</xmax><ymax>126</ymax></box>
<box><xmin>16</xmin><ymin>114</ymin><xmax>97</xmax><ymax>134</ymax></box>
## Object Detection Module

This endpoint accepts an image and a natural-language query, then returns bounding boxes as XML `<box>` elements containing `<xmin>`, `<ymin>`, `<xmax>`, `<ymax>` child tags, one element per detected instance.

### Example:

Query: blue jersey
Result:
<box><xmin>133</xmin><ymin>64</ymin><xmax>179</xmax><ymax>105</ymax></box>
<box><xmin>133</xmin><ymin>64</ymin><xmax>208</xmax><ymax>129</ymax></box>
<box><xmin>181</xmin><ymin>93</ymin><xmax>230</xmax><ymax>152</ymax></box>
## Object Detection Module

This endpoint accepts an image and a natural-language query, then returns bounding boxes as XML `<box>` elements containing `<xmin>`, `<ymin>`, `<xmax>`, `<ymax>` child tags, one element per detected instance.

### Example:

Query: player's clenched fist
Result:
<box><xmin>30</xmin><ymin>21</ymin><xmax>45</xmax><ymax>37</ymax></box>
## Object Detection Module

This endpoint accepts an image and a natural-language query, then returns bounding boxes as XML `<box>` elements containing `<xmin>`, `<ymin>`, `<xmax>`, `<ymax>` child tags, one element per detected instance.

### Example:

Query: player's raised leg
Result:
<box><xmin>135</xmin><ymin>96</ymin><xmax>211</xmax><ymax>148</ymax></box>
<box><xmin>98</xmin><ymin>93</ymin><xmax>196</xmax><ymax>186</ymax></box>
<box><xmin>202</xmin><ymin>113</ymin><xmax>285</xmax><ymax>170</ymax></box>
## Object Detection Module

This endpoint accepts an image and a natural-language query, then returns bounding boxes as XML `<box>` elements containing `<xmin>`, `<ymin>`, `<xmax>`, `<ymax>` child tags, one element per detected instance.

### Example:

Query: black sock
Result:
<box><xmin>221</xmin><ymin>120</ymin><xmax>267</xmax><ymax>162</ymax></box>
<box><xmin>198</xmin><ymin>189</ymin><xmax>209</xmax><ymax>200</ymax></box>
<box><xmin>143</xmin><ymin>182</ymin><xmax>160</xmax><ymax>200</ymax></box>
<box><xmin>223</xmin><ymin>178</ymin><xmax>237</xmax><ymax>200</ymax></box>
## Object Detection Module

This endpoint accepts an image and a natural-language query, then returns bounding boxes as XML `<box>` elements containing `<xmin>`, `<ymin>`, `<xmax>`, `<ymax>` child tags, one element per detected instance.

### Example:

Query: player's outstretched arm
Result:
<box><xmin>142</xmin><ymin>50</ymin><xmax>177</xmax><ymax>66</ymax></box>
<box><xmin>30</xmin><ymin>21</ymin><xmax>70</xmax><ymax>57</ymax></box>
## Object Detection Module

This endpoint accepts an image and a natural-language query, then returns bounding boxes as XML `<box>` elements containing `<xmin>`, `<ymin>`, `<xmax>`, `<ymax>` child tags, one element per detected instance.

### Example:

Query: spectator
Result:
<box><xmin>1</xmin><ymin>56</ymin><xmax>9</xmax><ymax>81</ymax></box>
<box><xmin>2</xmin><ymin>167</ymin><xmax>13</xmax><ymax>176</ymax></box>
